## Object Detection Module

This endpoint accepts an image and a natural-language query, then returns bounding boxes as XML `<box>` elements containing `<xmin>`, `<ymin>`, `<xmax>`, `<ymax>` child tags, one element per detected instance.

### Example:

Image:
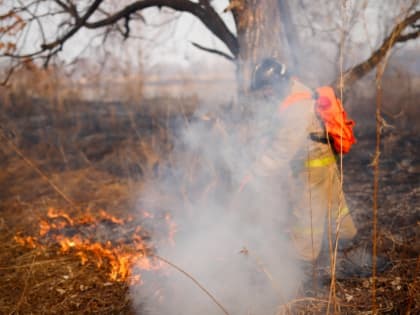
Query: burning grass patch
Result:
<box><xmin>13</xmin><ymin>207</ymin><xmax>160</xmax><ymax>283</ymax></box>
<box><xmin>0</xmin><ymin>201</ymin><xmax>167</xmax><ymax>315</ymax></box>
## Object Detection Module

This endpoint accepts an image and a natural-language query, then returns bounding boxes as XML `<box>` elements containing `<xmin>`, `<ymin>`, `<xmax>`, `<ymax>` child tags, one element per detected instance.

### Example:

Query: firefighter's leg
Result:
<box><xmin>325</xmin><ymin>165</ymin><xmax>391</xmax><ymax>279</ymax></box>
<box><xmin>292</xmin><ymin>161</ymin><xmax>389</xmax><ymax>279</ymax></box>
<box><xmin>290</xmin><ymin>165</ymin><xmax>329</xmax><ymax>262</ymax></box>
<box><xmin>290</xmin><ymin>160</ymin><xmax>358</xmax><ymax>261</ymax></box>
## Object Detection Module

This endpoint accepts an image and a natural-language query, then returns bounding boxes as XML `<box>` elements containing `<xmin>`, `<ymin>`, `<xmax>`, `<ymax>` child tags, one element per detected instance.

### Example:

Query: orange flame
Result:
<box><xmin>47</xmin><ymin>207</ymin><xmax>74</xmax><ymax>225</ymax></box>
<box><xmin>14</xmin><ymin>235</ymin><xmax>37</xmax><ymax>248</ymax></box>
<box><xmin>14</xmin><ymin>208</ymin><xmax>169</xmax><ymax>283</ymax></box>
<box><xmin>39</xmin><ymin>220</ymin><xmax>50</xmax><ymax>236</ymax></box>
<box><xmin>99</xmin><ymin>209</ymin><xmax>124</xmax><ymax>224</ymax></box>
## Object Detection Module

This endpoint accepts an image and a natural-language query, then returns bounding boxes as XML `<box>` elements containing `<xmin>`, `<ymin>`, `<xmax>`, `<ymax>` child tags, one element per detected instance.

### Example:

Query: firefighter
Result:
<box><xmin>245</xmin><ymin>57</ymin><xmax>389</xmax><ymax>279</ymax></box>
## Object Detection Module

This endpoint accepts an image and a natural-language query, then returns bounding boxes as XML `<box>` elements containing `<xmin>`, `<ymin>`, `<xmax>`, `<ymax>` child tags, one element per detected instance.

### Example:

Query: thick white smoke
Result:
<box><xmin>129</xmin><ymin>92</ymin><xmax>306</xmax><ymax>315</ymax></box>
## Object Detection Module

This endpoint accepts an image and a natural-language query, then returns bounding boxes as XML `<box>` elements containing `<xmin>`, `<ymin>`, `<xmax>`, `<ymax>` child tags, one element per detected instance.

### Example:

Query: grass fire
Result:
<box><xmin>1</xmin><ymin>1</ymin><xmax>420</xmax><ymax>314</ymax></box>
<box><xmin>13</xmin><ymin>207</ymin><xmax>163</xmax><ymax>284</ymax></box>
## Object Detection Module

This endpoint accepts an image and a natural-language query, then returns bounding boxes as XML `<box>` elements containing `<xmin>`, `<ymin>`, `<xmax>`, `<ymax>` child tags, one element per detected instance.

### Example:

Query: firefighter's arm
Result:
<box><xmin>237</xmin><ymin>137</ymin><xmax>292</xmax><ymax>191</ymax></box>
<box><xmin>251</xmin><ymin>99</ymin><xmax>312</xmax><ymax>177</ymax></box>
<box><xmin>236</xmin><ymin>96</ymin><xmax>314</xmax><ymax>193</ymax></box>
<box><xmin>251</xmin><ymin>141</ymin><xmax>288</xmax><ymax>177</ymax></box>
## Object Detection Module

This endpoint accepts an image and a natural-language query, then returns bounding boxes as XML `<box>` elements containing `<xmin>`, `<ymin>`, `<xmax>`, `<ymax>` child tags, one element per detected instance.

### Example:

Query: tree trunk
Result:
<box><xmin>231</xmin><ymin>0</ymin><xmax>289</xmax><ymax>93</ymax></box>
<box><xmin>277</xmin><ymin>0</ymin><xmax>300</xmax><ymax>74</ymax></box>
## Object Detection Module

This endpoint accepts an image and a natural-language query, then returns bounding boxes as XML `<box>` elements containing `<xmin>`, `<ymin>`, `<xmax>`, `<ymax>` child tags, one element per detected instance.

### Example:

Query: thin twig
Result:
<box><xmin>153</xmin><ymin>254</ymin><xmax>230</xmax><ymax>315</ymax></box>
<box><xmin>239</xmin><ymin>246</ymin><xmax>288</xmax><ymax>304</ymax></box>
<box><xmin>0</xmin><ymin>128</ymin><xmax>76</xmax><ymax>206</ymax></box>
<box><xmin>372</xmin><ymin>51</ymin><xmax>383</xmax><ymax>315</ymax></box>
<box><xmin>372</xmin><ymin>12</ymin><xmax>400</xmax><ymax>313</ymax></box>
<box><xmin>190</xmin><ymin>41</ymin><xmax>235</xmax><ymax>62</ymax></box>
<box><xmin>328</xmin><ymin>3</ymin><xmax>349</xmax><ymax>312</ymax></box>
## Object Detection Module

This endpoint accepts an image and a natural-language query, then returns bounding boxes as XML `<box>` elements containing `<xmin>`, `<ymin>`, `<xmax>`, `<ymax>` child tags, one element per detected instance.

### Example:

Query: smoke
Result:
<box><xmin>129</xmin><ymin>91</ymin><xmax>306</xmax><ymax>315</ymax></box>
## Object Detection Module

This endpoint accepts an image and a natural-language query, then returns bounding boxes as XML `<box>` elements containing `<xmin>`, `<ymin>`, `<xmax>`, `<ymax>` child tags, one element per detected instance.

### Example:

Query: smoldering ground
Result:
<box><xmin>129</xmin><ymin>94</ymin><xmax>308</xmax><ymax>315</ymax></box>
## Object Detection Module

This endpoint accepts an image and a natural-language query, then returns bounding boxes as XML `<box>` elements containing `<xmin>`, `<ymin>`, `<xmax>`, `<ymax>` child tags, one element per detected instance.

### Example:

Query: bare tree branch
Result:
<box><xmin>277</xmin><ymin>0</ymin><xmax>300</xmax><ymax>72</ymax></box>
<box><xmin>190</xmin><ymin>41</ymin><xmax>235</xmax><ymax>61</ymax></box>
<box><xmin>337</xmin><ymin>10</ymin><xmax>420</xmax><ymax>89</ymax></box>
<box><xmin>41</xmin><ymin>0</ymin><xmax>105</xmax><ymax>50</ymax></box>
<box><xmin>396</xmin><ymin>29</ymin><xmax>420</xmax><ymax>42</ymax></box>
<box><xmin>123</xmin><ymin>15</ymin><xmax>131</xmax><ymax>39</ymax></box>
<box><xmin>0</xmin><ymin>62</ymin><xmax>18</xmax><ymax>86</ymax></box>
<box><xmin>2</xmin><ymin>0</ymin><xmax>418</xmax><ymax>90</ymax></box>
<box><xmin>3</xmin><ymin>0</ymin><xmax>238</xmax><ymax>63</ymax></box>
<box><xmin>1</xmin><ymin>0</ymin><xmax>104</xmax><ymax>61</ymax></box>
<box><xmin>83</xmin><ymin>0</ymin><xmax>238</xmax><ymax>57</ymax></box>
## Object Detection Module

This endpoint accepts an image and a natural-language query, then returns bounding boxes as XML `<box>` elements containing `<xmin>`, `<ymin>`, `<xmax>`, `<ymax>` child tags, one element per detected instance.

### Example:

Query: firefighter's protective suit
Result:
<box><xmin>250</xmin><ymin>79</ymin><xmax>357</xmax><ymax>262</ymax></box>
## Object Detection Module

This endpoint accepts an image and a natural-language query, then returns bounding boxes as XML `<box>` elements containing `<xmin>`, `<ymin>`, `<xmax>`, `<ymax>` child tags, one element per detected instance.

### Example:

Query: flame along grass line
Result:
<box><xmin>153</xmin><ymin>255</ymin><xmax>230</xmax><ymax>315</ymax></box>
<box><xmin>12</xmin><ymin>207</ymin><xmax>157</xmax><ymax>283</ymax></box>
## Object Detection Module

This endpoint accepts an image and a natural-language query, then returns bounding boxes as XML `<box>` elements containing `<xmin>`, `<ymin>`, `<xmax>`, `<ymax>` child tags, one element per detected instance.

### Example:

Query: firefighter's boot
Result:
<box><xmin>321</xmin><ymin>244</ymin><xmax>392</xmax><ymax>281</ymax></box>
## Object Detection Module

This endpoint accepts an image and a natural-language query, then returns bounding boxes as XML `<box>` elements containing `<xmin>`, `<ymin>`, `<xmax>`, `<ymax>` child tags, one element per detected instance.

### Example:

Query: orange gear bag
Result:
<box><xmin>314</xmin><ymin>86</ymin><xmax>356</xmax><ymax>154</ymax></box>
<box><xmin>280</xmin><ymin>86</ymin><xmax>356</xmax><ymax>154</ymax></box>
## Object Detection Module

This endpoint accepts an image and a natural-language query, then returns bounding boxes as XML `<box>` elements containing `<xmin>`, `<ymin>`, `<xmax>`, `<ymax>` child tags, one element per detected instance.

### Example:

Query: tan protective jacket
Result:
<box><xmin>251</xmin><ymin>79</ymin><xmax>357</xmax><ymax>261</ymax></box>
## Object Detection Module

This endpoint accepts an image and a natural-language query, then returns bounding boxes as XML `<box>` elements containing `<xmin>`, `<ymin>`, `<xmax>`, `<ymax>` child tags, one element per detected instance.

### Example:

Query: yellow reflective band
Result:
<box><xmin>338</xmin><ymin>206</ymin><xmax>350</xmax><ymax>217</ymax></box>
<box><xmin>305</xmin><ymin>156</ymin><xmax>336</xmax><ymax>168</ymax></box>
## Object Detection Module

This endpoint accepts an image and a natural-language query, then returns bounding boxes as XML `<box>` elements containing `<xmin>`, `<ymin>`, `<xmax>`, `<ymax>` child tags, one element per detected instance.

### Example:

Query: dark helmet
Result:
<box><xmin>250</xmin><ymin>58</ymin><xmax>288</xmax><ymax>91</ymax></box>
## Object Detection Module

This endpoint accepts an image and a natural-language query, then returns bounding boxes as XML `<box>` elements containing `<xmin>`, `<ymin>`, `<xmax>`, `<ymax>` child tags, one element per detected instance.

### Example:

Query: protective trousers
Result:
<box><xmin>289</xmin><ymin>156</ymin><xmax>357</xmax><ymax>261</ymax></box>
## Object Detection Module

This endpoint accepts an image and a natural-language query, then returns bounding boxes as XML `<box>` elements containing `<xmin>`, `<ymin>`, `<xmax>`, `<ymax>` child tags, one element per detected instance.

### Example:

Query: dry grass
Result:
<box><xmin>0</xmin><ymin>90</ymin><xmax>418</xmax><ymax>314</ymax></box>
